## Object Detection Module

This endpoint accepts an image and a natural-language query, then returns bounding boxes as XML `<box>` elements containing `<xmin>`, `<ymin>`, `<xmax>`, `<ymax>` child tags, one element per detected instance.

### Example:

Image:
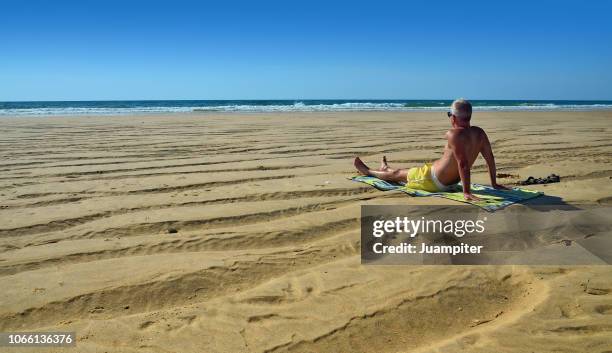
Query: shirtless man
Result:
<box><xmin>353</xmin><ymin>98</ymin><xmax>508</xmax><ymax>201</ymax></box>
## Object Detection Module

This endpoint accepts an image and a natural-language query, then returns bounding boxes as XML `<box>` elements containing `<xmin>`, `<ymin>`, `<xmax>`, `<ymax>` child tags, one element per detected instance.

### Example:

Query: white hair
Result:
<box><xmin>451</xmin><ymin>98</ymin><xmax>472</xmax><ymax>120</ymax></box>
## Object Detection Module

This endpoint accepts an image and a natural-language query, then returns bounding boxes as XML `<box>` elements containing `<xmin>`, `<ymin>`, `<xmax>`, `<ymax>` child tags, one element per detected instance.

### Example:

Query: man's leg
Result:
<box><xmin>354</xmin><ymin>157</ymin><xmax>408</xmax><ymax>183</ymax></box>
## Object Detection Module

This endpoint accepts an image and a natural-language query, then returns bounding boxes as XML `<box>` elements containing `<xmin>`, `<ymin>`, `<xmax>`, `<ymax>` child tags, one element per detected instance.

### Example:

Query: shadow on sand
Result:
<box><xmin>522</xmin><ymin>193</ymin><xmax>581</xmax><ymax>211</ymax></box>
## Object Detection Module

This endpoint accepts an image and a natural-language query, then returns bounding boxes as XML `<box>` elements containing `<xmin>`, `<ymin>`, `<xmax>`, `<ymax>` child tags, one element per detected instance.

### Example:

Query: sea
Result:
<box><xmin>1</xmin><ymin>100</ymin><xmax>612</xmax><ymax>116</ymax></box>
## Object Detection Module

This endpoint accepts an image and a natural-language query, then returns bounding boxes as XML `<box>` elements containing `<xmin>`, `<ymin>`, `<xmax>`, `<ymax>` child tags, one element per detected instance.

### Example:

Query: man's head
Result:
<box><xmin>447</xmin><ymin>98</ymin><xmax>472</xmax><ymax>127</ymax></box>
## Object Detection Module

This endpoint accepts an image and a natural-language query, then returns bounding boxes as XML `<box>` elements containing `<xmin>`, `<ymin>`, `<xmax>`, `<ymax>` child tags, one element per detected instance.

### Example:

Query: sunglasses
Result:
<box><xmin>447</xmin><ymin>111</ymin><xmax>453</xmax><ymax>118</ymax></box>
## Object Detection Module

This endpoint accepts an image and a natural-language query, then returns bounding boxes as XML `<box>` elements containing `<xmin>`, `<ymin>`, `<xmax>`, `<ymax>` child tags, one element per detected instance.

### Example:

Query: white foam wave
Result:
<box><xmin>1</xmin><ymin>103</ymin><xmax>612</xmax><ymax>116</ymax></box>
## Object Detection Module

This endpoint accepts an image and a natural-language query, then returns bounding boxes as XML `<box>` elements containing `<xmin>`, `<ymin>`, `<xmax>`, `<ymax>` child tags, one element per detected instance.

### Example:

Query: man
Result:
<box><xmin>353</xmin><ymin>98</ymin><xmax>508</xmax><ymax>201</ymax></box>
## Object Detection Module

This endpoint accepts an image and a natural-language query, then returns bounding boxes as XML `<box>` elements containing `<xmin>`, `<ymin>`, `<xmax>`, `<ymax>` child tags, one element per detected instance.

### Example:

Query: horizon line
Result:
<box><xmin>3</xmin><ymin>98</ymin><xmax>612</xmax><ymax>103</ymax></box>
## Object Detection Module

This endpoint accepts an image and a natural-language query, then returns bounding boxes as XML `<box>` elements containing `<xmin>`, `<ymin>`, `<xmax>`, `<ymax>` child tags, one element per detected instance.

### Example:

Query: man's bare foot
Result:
<box><xmin>354</xmin><ymin>157</ymin><xmax>371</xmax><ymax>176</ymax></box>
<box><xmin>380</xmin><ymin>156</ymin><xmax>389</xmax><ymax>171</ymax></box>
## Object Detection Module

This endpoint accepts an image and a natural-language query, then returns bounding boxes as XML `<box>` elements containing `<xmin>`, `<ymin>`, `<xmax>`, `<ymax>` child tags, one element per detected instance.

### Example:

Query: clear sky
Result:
<box><xmin>1</xmin><ymin>0</ymin><xmax>611</xmax><ymax>101</ymax></box>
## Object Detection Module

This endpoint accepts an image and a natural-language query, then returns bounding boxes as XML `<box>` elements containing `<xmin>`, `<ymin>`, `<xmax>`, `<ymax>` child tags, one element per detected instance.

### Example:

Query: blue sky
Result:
<box><xmin>1</xmin><ymin>0</ymin><xmax>611</xmax><ymax>101</ymax></box>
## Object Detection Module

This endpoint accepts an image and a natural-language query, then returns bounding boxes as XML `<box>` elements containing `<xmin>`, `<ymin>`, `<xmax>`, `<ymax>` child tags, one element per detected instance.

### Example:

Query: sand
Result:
<box><xmin>0</xmin><ymin>111</ymin><xmax>611</xmax><ymax>353</ymax></box>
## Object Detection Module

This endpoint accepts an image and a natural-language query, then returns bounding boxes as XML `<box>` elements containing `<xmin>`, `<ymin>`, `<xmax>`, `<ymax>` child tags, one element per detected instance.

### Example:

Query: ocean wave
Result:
<box><xmin>194</xmin><ymin>102</ymin><xmax>410</xmax><ymax>112</ymax></box>
<box><xmin>0</xmin><ymin>106</ymin><xmax>195</xmax><ymax>116</ymax></box>
<box><xmin>1</xmin><ymin>102</ymin><xmax>612</xmax><ymax>116</ymax></box>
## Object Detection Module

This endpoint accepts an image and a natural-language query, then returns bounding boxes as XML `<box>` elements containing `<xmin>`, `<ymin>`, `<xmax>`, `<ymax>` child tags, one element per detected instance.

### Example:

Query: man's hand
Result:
<box><xmin>492</xmin><ymin>183</ymin><xmax>511</xmax><ymax>190</ymax></box>
<box><xmin>463</xmin><ymin>193</ymin><xmax>482</xmax><ymax>201</ymax></box>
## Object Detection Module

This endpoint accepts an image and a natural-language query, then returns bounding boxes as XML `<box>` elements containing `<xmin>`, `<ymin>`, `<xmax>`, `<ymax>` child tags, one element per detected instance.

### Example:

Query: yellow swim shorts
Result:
<box><xmin>406</xmin><ymin>163</ymin><xmax>452</xmax><ymax>192</ymax></box>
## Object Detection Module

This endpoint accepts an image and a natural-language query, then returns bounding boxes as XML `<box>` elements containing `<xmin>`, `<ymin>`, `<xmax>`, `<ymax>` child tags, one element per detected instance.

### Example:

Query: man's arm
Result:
<box><xmin>448</xmin><ymin>132</ymin><xmax>480</xmax><ymax>201</ymax></box>
<box><xmin>479</xmin><ymin>131</ymin><xmax>508</xmax><ymax>190</ymax></box>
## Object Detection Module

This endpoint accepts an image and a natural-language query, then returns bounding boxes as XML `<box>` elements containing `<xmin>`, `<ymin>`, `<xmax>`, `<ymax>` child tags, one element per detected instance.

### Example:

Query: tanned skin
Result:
<box><xmin>354</xmin><ymin>113</ymin><xmax>508</xmax><ymax>201</ymax></box>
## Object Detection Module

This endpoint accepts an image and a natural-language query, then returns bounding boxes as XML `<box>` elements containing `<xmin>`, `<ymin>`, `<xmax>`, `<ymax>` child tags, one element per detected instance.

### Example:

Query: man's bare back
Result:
<box><xmin>433</xmin><ymin>126</ymin><xmax>486</xmax><ymax>186</ymax></box>
<box><xmin>353</xmin><ymin>99</ymin><xmax>508</xmax><ymax>201</ymax></box>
